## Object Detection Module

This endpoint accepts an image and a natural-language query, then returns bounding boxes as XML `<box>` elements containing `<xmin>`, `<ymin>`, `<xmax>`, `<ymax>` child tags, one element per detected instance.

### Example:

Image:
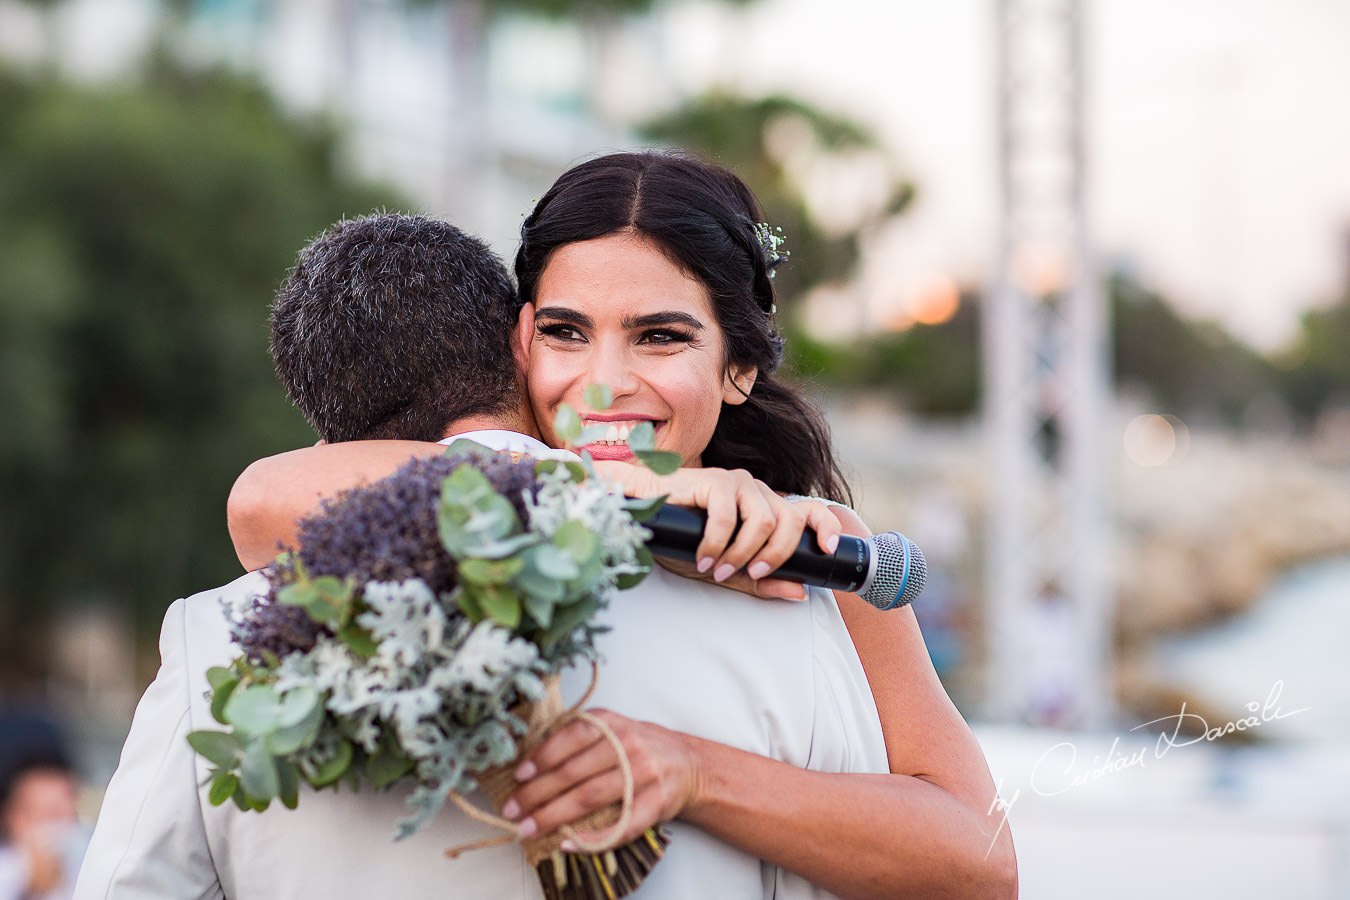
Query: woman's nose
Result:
<box><xmin>585</xmin><ymin>342</ymin><xmax>639</xmax><ymax>401</ymax></box>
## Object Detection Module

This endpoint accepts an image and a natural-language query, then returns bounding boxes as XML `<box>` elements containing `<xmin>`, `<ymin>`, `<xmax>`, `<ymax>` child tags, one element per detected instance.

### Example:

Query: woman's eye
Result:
<box><xmin>638</xmin><ymin>329</ymin><xmax>694</xmax><ymax>346</ymax></box>
<box><xmin>537</xmin><ymin>323</ymin><xmax>584</xmax><ymax>342</ymax></box>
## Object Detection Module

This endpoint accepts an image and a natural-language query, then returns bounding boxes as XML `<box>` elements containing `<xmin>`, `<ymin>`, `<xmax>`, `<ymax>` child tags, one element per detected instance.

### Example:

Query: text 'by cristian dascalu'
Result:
<box><xmin>983</xmin><ymin>680</ymin><xmax>1310</xmax><ymax>858</ymax></box>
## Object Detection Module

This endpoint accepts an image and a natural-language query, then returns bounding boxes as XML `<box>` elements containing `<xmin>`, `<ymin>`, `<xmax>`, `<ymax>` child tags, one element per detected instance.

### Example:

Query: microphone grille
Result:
<box><xmin>861</xmin><ymin>532</ymin><xmax>927</xmax><ymax>611</ymax></box>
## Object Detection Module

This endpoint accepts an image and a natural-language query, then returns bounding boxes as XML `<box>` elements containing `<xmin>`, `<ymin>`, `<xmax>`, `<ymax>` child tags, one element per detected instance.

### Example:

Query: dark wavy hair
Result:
<box><xmin>271</xmin><ymin>214</ymin><xmax>520</xmax><ymax>443</ymax></box>
<box><xmin>515</xmin><ymin>151</ymin><xmax>851</xmax><ymax>504</ymax></box>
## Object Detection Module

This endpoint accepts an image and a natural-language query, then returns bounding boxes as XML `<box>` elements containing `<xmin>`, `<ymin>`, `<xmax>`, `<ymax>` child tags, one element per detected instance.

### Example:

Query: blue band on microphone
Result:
<box><xmin>880</xmin><ymin>540</ymin><xmax>912</xmax><ymax>610</ymax></box>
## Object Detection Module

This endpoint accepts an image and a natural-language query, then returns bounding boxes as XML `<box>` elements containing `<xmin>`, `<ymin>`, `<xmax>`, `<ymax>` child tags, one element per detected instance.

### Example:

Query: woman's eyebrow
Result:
<box><xmin>533</xmin><ymin>306</ymin><xmax>594</xmax><ymax>328</ymax></box>
<box><xmin>622</xmin><ymin>311</ymin><xmax>705</xmax><ymax>331</ymax></box>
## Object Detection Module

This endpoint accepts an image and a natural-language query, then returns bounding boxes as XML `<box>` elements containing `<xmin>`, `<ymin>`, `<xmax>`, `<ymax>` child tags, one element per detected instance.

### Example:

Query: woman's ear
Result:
<box><xmin>722</xmin><ymin>364</ymin><xmax>757</xmax><ymax>405</ymax></box>
<box><xmin>513</xmin><ymin>303</ymin><xmax>535</xmax><ymax>373</ymax></box>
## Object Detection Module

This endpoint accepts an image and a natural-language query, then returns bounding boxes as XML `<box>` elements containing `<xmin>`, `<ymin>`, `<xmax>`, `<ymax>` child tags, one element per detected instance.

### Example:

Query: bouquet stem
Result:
<box><xmin>446</xmin><ymin>674</ymin><xmax>671</xmax><ymax>899</ymax></box>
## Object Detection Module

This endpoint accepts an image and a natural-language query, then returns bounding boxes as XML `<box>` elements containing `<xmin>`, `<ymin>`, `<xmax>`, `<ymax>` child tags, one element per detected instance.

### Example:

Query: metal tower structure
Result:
<box><xmin>984</xmin><ymin>0</ymin><xmax>1112</xmax><ymax>726</ymax></box>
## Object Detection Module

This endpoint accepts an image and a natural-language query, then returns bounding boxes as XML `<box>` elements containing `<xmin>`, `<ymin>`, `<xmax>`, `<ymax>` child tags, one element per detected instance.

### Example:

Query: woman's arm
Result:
<box><xmin>228</xmin><ymin>440</ymin><xmax>447</xmax><ymax>569</ymax></box>
<box><xmin>505</xmin><ymin>505</ymin><xmax>1017</xmax><ymax>899</ymax></box>
<box><xmin>228</xmin><ymin>447</ymin><xmax>843</xmax><ymax>589</ymax></box>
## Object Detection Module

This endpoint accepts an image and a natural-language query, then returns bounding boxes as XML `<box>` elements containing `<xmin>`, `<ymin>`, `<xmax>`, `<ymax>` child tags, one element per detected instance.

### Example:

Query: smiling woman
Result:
<box><xmin>503</xmin><ymin>151</ymin><xmax>1017</xmax><ymax>899</ymax></box>
<box><xmin>521</xmin><ymin>231</ymin><xmax>754</xmax><ymax>467</ymax></box>
<box><xmin>514</xmin><ymin>152</ymin><xmax>853</xmax><ymax>506</ymax></box>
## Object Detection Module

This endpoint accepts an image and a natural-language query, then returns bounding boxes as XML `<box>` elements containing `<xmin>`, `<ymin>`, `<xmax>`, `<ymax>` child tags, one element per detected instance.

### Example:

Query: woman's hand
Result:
<box><xmin>502</xmin><ymin>710</ymin><xmax>700</xmax><ymax>849</ymax></box>
<box><xmin>592</xmin><ymin>461</ymin><xmax>843</xmax><ymax>601</ymax></box>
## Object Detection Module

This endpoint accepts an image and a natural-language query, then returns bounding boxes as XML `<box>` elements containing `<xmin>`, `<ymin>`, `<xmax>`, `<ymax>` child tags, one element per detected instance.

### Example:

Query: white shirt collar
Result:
<box><xmin>438</xmin><ymin>430</ymin><xmax>577</xmax><ymax>460</ymax></box>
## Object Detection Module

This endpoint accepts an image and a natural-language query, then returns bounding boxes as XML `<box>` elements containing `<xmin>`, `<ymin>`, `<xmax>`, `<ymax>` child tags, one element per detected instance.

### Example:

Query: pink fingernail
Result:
<box><xmin>502</xmin><ymin>799</ymin><xmax>520</xmax><ymax>819</ymax></box>
<box><xmin>697</xmin><ymin>557</ymin><xmax>714</xmax><ymax>574</ymax></box>
<box><xmin>747</xmin><ymin>561</ymin><xmax>770</xmax><ymax>580</ymax></box>
<box><xmin>515</xmin><ymin>760</ymin><xmax>537</xmax><ymax>782</ymax></box>
<box><xmin>825</xmin><ymin>534</ymin><xmax>839</xmax><ymax>553</ymax></box>
<box><xmin>518</xmin><ymin>817</ymin><xmax>538</xmax><ymax>837</ymax></box>
<box><xmin>713</xmin><ymin>563</ymin><xmax>735</xmax><ymax>583</ymax></box>
<box><xmin>560</xmin><ymin>839</ymin><xmax>578</xmax><ymax>853</ymax></box>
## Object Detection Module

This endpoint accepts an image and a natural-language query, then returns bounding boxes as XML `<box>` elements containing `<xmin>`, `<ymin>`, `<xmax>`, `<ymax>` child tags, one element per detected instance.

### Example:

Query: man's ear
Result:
<box><xmin>722</xmin><ymin>364</ymin><xmax>757</xmax><ymax>406</ymax></box>
<box><xmin>513</xmin><ymin>303</ymin><xmax>534</xmax><ymax>373</ymax></box>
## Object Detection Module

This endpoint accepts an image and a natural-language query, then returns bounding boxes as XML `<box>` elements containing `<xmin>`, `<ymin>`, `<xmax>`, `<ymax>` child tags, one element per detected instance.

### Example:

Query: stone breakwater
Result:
<box><xmin>826</xmin><ymin>397</ymin><xmax>1350</xmax><ymax>641</ymax></box>
<box><xmin>1112</xmin><ymin>434</ymin><xmax>1350</xmax><ymax>636</ymax></box>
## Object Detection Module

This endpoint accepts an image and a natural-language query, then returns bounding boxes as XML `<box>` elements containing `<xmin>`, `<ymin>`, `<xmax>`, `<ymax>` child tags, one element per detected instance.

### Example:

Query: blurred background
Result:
<box><xmin>0</xmin><ymin>0</ymin><xmax>1347</xmax><ymax>896</ymax></box>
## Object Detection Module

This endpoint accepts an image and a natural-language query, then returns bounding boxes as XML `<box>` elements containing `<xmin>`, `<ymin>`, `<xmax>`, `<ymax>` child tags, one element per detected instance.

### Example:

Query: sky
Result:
<box><xmin>655</xmin><ymin>0</ymin><xmax>1350</xmax><ymax>349</ymax></box>
<box><xmin>4</xmin><ymin>0</ymin><xmax>1348</xmax><ymax>350</ymax></box>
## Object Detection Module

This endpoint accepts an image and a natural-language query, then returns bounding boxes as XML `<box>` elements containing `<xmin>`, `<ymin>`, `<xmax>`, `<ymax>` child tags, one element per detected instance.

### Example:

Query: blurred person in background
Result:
<box><xmin>0</xmin><ymin>713</ymin><xmax>87</xmax><ymax>900</ymax></box>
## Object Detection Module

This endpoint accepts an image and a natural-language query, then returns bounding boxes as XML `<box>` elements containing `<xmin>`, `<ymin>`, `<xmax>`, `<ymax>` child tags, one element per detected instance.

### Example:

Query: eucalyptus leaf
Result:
<box><xmin>470</xmin><ymin>532</ymin><xmax>539</xmax><ymax>561</ymax></box>
<box><xmin>441</xmin><ymin>438</ymin><xmax>496</xmax><ymax>459</ymax></box>
<box><xmin>540</xmin><ymin>596</ymin><xmax>600</xmax><ymax>647</ymax></box>
<box><xmin>554</xmin><ymin>404</ymin><xmax>582</xmax><ymax>444</ymax></box>
<box><xmin>576</xmin><ymin>424</ymin><xmax>611</xmax><ymax>445</ymax></box>
<box><xmin>583</xmin><ymin>384</ymin><xmax>613</xmax><ymax>411</ymax></box>
<box><xmin>366</xmin><ymin>745</ymin><xmax>414</xmax><ymax>789</ymax></box>
<box><xmin>516</xmin><ymin>557</ymin><xmax>567</xmax><ymax>604</ymax></box>
<box><xmin>552</xmin><ymin>521</ymin><xmax>599</xmax><ymax>563</ymax></box>
<box><xmin>208</xmin><ymin>771</ymin><xmax>238</xmax><ymax>807</ymax></box>
<box><xmin>312</xmin><ymin>574</ymin><xmax>349</xmax><ymax>601</ymax></box>
<box><xmin>277</xmin><ymin>687</ymin><xmax>320</xmax><ymax>729</ymax></box>
<box><xmin>626</xmin><ymin>421</ymin><xmax>656</xmax><ymax>452</ymax></box>
<box><xmin>303</xmin><ymin>597</ymin><xmax>341</xmax><ymax>623</ymax></box>
<box><xmin>223</xmin><ymin>685</ymin><xmax>283</xmax><ymax>734</ymax></box>
<box><xmin>615</xmin><ymin>569</ymin><xmax>650</xmax><ymax>590</ymax></box>
<box><xmin>209</xmin><ymin>675</ymin><xmax>240</xmax><ymax>725</ymax></box>
<box><xmin>622</xmin><ymin>493</ymin><xmax>667</xmax><ymax>523</ymax></box>
<box><xmin>277</xmin><ymin>581</ymin><xmax>318</xmax><ymax>608</ymax></box>
<box><xmin>276</xmin><ymin>758</ymin><xmax>301</xmax><ymax>809</ymax></box>
<box><xmin>187</xmin><ymin>730</ymin><xmax>245</xmax><ymax>768</ymax></box>
<box><xmin>206</xmin><ymin>666</ymin><xmax>236</xmax><ymax>691</ymax></box>
<box><xmin>454</xmin><ymin>586</ymin><xmax>485</xmax><ymax>622</ymax></box>
<box><xmin>635</xmin><ymin>449</ymin><xmax>682</xmax><ymax>475</ymax></box>
<box><xmin>534</xmin><ymin>458</ymin><xmax>587</xmax><ymax>482</ymax></box>
<box><xmin>266</xmin><ymin>718</ymin><xmax>316</xmax><ymax>757</ymax></box>
<box><xmin>459</xmin><ymin>556</ymin><xmax>524</xmax><ymax>585</ymax></box>
<box><xmin>267</xmin><ymin>693</ymin><xmax>324</xmax><ymax>755</ymax></box>
<box><xmin>337</xmin><ymin>622</ymin><xmax>378</xmax><ymax>659</ymax></box>
<box><xmin>475</xmin><ymin>585</ymin><xmax>522</xmax><ymax>629</ymax></box>
<box><xmin>521</xmin><ymin>591</ymin><xmax>555</xmax><ymax>629</ymax></box>
<box><xmin>239</xmin><ymin>740</ymin><xmax>281</xmax><ymax>801</ymax></box>
<box><xmin>306</xmin><ymin>740</ymin><xmax>353</xmax><ymax>788</ymax></box>
<box><xmin>532</xmin><ymin>543</ymin><xmax>581</xmax><ymax>581</ymax></box>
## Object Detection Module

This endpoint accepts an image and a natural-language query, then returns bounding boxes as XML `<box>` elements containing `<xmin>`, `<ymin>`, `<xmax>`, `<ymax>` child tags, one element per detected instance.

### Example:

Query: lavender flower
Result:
<box><xmin>293</xmin><ymin>452</ymin><xmax>539</xmax><ymax>591</ymax></box>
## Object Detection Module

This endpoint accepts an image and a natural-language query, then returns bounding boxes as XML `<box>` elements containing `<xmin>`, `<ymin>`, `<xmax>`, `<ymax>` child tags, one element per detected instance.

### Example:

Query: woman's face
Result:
<box><xmin>518</xmin><ymin>231</ymin><xmax>754</xmax><ymax>466</ymax></box>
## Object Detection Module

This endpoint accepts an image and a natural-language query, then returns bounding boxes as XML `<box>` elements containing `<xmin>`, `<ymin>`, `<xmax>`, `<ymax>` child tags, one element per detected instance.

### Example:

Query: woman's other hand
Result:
<box><xmin>501</xmin><ymin>710</ymin><xmax>699</xmax><ymax>850</ymax></box>
<box><xmin>592</xmin><ymin>462</ymin><xmax>843</xmax><ymax>601</ymax></box>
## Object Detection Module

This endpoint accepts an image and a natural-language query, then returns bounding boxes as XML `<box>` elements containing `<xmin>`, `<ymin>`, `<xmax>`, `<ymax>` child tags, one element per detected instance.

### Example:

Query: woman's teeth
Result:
<box><xmin>591</xmin><ymin>422</ymin><xmax>635</xmax><ymax>445</ymax></box>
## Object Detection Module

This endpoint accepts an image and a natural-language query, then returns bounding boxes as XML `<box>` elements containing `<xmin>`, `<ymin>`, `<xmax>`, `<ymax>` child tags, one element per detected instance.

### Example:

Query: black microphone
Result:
<box><xmin>642</xmin><ymin>505</ymin><xmax>926</xmax><ymax>610</ymax></box>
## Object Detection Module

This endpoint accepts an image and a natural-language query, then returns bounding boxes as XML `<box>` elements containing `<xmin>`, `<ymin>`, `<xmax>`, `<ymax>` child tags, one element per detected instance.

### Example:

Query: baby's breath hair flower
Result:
<box><xmin>752</xmin><ymin>221</ymin><xmax>790</xmax><ymax>277</ymax></box>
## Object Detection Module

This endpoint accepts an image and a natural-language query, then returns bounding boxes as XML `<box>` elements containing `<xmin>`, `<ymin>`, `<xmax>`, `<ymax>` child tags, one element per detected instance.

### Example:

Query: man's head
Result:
<box><xmin>270</xmin><ymin>214</ymin><xmax>524</xmax><ymax>443</ymax></box>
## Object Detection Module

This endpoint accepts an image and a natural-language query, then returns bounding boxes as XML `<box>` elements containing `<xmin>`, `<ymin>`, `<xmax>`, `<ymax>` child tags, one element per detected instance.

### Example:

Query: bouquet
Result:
<box><xmin>188</xmin><ymin>437</ymin><xmax>673</xmax><ymax>899</ymax></box>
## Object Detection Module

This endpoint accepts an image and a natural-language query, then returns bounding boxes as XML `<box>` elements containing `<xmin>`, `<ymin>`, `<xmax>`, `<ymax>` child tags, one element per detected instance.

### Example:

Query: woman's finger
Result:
<box><xmin>692</xmin><ymin>473</ymin><xmax>743</xmax><ymax>573</ymax></box>
<box><xmin>743</xmin><ymin>490</ymin><xmax>809</xmax><ymax>578</ymax></box>
<box><xmin>508</xmin><ymin>729</ymin><xmax>620</xmax><ymax>821</ymax></box>
<box><xmin>516</xmin><ymin>714</ymin><xmax>608</xmax><ymax>782</ymax></box>
<box><xmin>519</xmin><ymin>766</ymin><xmax>633</xmax><ymax>840</ymax></box>
<box><xmin>795</xmin><ymin>500</ymin><xmax>843</xmax><ymax>554</ymax></box>
<box><xmin>710</xmin><ymin>481</ymin><xmax>777</xmax><ymax>579</ymax></box>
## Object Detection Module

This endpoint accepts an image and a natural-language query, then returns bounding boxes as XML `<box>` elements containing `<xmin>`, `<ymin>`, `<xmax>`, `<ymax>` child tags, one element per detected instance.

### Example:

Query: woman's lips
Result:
<box><xmin>578</xmin><ymin>418</ymin><xmax>660</xmax><ymax>460</ymax></box>
<box><xmin>580</xmin><ymin>442</ymin><xmax>637</xmax><ymax>461</ymax></box>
